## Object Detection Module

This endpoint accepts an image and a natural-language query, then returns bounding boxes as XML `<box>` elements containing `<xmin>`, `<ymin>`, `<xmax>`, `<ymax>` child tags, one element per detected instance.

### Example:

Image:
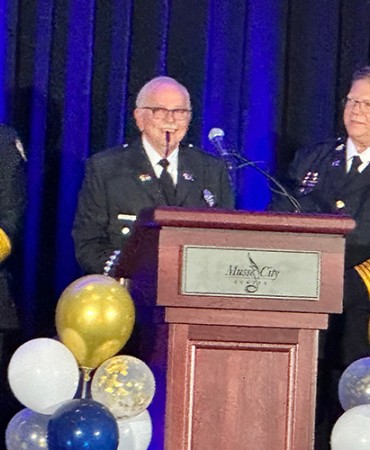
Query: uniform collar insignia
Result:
<box><xmin>333</xmin><ymin>138</ymin><xmax>346</xmax><ymax>166</ymax></box>
<box><xmin>335</xmin><ymin>143</ymin><xmax>345</xmax><ymax>151</ymax></box>
<box><xmin>331</xmin><ymin>159</ymin><xmax>341</xmax><ymax>167</ymax></box>
<box><xmin>335</xmin><ymin>137</ymin><xmax>346</xmax><ymax>152</ymax></box>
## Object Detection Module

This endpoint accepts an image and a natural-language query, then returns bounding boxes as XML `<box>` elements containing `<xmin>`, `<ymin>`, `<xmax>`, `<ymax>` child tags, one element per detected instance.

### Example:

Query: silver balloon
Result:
<box><xmin>91</xmin><ymin>355</ymin><xmax>155</xmax><ymax>419</ymax></box>
<box><xmin>6</xmin><ymin>408</ymin><xmax>49</xmax><ymax>449</ymax></box>
<box><xmin>338</xmin><ymin>357</ymin><xmax>370</xmax><ymax>411</ymax></box>
<box><xmin>331</xmin><ymin>404</ymin><xmax>370</xmax><ymax>450</ymax></box>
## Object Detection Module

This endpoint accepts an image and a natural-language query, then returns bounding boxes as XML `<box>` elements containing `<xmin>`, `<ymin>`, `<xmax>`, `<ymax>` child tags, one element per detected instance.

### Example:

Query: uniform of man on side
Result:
<box><xmin>72</xmin><ymin>76</ymin><xmax>234</xmax><ymax>448</ymax></box>
<box><xmin>0</xmin><ymin>125</ymin><xmax>26</xmax><ymax>447</ymax></box>
<box><xmin>270</xmin><ymin>66</ymin><xmax>370</xmax><ymax>449</ymax></box>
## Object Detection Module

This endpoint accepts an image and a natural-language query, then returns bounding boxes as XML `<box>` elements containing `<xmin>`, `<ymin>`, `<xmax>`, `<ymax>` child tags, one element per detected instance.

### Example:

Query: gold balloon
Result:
<box><xmin>55</xmin><ymin>275</ymin><xmax>135</xmax><ymax>369</ymax></box>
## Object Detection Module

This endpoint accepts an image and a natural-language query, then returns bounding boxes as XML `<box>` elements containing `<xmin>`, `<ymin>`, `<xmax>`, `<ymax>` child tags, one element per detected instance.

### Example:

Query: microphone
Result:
<box><xmin>208</xmin><ymin>128</ymin><xmax>234</xmax><ymax>170</ymax></box>
<box><xmin>165</xmin><ymin>131</ymin><xmax>170</xmax><ymax>159</ymax></box>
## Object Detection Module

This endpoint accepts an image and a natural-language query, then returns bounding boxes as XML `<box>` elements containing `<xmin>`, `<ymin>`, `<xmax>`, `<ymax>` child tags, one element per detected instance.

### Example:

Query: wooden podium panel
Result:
<box><xmin>118</xmin><ymin>208</ymin><xmax>355</xmax><ymax>450</ymax></box>
<box><xmin>165</xmin><ymin>311</ymin><xmax>326</xmax><ymax>450</ymax></box>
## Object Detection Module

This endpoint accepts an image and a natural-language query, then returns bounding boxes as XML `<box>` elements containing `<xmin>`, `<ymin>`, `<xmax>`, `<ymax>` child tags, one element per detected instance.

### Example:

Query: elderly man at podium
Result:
<box><xmin>72</xmin><ymin>76</ymin><xmax>234</xmax><ymax>447</ymax></box>
<box><xmin>270</xmin><ymin>66</ymin><xmax>370</xmax><ymax>449</ymax></box>
<box><xmin>73</xmin><ymin>76</ymin><xmax>234</xmax><ymax>276</ymax></box>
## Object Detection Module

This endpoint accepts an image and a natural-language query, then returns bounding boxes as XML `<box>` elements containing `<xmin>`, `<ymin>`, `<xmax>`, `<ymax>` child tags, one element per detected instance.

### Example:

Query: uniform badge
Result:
<box><xmin>203</xmin><ymin>189</ymin><xmax>216</xmax><ymax>207</ymax></box>
<box><xmin>298</xmin><ymin>171</ymin><xmax>319</xmax><ymax>194</ymax></box>
<box><xmin>182</xmin><ymin>172</ymin><xmax>195</xmax><ymax>181</ymax></box>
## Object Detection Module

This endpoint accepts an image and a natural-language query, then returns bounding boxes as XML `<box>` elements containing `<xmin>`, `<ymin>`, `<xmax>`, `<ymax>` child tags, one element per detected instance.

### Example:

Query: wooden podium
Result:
<box><xmin>119</xmin><ymin>208</ymin><xmax>354</xmax><ymax>450</ymax></box>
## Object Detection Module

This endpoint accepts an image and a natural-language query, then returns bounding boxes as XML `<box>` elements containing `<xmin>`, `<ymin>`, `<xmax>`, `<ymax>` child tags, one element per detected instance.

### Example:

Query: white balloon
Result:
<box><xmin>117</xmin><ymin>418</ymin><xmax>134</xmax><ymax>449</ymax></box>
<box><xmin>331</xmin><ymin>404</ymin><xmax>370</xmax><ymax>450</ymax></box>
<box><xmin>8</xmin><ymin>338</ymin><xmax>80</xmax><ymax>414</ymax></box>
<box><xmin>117</xmin><ymin>410</ymin><xmax>152</xmax><ymax>450</ymax></box>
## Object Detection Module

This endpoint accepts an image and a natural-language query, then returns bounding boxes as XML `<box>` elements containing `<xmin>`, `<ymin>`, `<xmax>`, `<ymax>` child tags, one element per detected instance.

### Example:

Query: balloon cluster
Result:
<box><xmin>331</xmin><ymin>357</ymin><xmax>370</xmax><ymax>449</ymax></box>
<box><xmin>5</xmin><ymin>274</ymin><xmax>155</xmax><ymax>450</ymax></box>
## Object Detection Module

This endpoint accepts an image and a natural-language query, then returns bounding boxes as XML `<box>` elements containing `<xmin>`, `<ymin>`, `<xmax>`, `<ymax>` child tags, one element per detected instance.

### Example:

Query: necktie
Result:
<box><xmin>158</xmin><ymin>158</ymin><xmax>176</xmax><ymax>205</ymax></box>
<box><xmin>346</xmin><ymin>155</ymin><xmax>362</xmax><ymax>181</ymax></box>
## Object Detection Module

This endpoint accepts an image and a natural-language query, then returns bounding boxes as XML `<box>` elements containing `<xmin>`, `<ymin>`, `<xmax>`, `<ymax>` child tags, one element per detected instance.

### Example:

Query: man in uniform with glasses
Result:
<box><xmin>73</xmin><ymin>76</ymin><xmax>234</xmax><ymax>275</ymax></box>
<box><xmin>270</xmin><ymin>66</ymin><xmax>370</xmax><ymax>449</ymax></box>
<box><xmin>73</xmin><ymin>75</ymin><xmax>234</xmax><ymax>448</ymax></box>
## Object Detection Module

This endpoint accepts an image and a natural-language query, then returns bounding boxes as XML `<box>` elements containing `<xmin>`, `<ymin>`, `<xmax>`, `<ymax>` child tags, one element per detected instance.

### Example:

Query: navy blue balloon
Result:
<box><xmin>47</xmin><ymin>398</ymin><xmax>119</xmax><ymax>450</ymax></box>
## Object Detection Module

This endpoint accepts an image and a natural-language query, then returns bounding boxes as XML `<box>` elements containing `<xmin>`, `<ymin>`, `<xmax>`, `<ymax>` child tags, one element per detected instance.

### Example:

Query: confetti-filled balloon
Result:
<box><xmin>48</xmin><ymin>398</ymin><xmax>118</xmax><ymax>450</ymax></box>
<box><xmin>6</xmin><ymin>408</ymin><xmax>50</xmax><ymax>450</ymax></box>
<box><xmin>338</xmin><ymin>357</ymin><xmax>370</xmax><ymax>411</ymax></box>
<box><xmin>91</xmin><ymin>355</ymin><xmax>155</xmax><ymax>419</ymax></box>
<box><xmin>56</xmin><ymin>275</ymin><xmax>135</xmax><ymax>369</ymax></box>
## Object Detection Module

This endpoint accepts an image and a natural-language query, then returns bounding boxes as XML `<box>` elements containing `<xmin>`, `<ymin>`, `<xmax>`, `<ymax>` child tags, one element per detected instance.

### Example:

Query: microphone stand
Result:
<box><xmin>227</xmin><ymin>150</ymin><xmax>302</xmax><ymax>213</ymax></box>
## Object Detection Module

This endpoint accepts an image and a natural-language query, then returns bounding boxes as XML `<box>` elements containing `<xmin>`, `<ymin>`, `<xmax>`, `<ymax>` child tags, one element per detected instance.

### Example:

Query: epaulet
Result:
<box><xmin>301</xmin><ymin>137</ymin><xmax>344</xmax><ymax>154</ymax></box>
<box><xmin>312</xmin><ymin>136</ymin><xmax>344</xmax><ymax>147</ymax></box>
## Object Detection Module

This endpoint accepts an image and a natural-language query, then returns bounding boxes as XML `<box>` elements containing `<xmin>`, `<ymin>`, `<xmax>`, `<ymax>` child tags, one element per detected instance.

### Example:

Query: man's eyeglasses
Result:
<box><xmin>342</xmin><ymin>97</ymin><xmax>370</xmax><ymax>113</ymax></box>
<box><xmin>140</xmin><ymin>107</ymin><xmax>191</xmax><ymax>121</ymax></box>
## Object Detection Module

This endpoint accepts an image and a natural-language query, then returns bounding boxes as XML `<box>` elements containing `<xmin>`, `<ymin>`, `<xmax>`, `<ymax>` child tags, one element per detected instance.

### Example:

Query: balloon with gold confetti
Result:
<box><xmin>56</xmin><ymin>275</ymin><xmax>135</xmax><ymax>370</ymax></box>
<box><xmin>91</xmin><ymin>355</ymin><xmax>155</xmax><ymax>419</ymax></box>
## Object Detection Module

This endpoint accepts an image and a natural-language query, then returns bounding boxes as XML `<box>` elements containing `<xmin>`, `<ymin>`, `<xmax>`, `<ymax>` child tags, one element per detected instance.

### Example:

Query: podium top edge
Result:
<box><xmin>137</xmin><ymin>207</ymin><xmax>356</xmax><ymax>235</ymax></box>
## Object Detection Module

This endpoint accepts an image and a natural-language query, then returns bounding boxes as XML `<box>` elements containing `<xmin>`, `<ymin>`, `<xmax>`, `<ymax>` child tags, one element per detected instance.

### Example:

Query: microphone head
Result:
<box><xmin>208</xmin><ymin>128</ymin><xmax>225</xmax><ymax>142</ymax></box>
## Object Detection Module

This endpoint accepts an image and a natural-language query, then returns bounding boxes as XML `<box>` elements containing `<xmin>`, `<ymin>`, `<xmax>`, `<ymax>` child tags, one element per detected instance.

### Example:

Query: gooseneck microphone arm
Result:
<box><xmin>230</xmin><ymin>152</ymin><xmax>302</xmax><ymax>213</ymax></box>
<box><xmin>208</xmin><ymin>128</ymin><xmax>301</xmax><ymax>213</ymax></box>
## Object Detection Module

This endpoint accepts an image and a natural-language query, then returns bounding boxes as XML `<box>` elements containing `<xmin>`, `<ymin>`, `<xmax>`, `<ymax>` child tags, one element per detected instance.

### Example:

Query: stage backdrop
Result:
<box><xmin>0</xmin><ymin>0</ymin><xmax>369</xmax><ymax>335</ymax></box>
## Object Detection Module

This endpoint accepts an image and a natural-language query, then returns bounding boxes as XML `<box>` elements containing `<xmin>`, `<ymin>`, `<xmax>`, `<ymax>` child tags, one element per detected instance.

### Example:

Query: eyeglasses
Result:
<box><xmin>140</xmin><ymin>106</ymin><xmax>191</xmax><ymax>121</ymax></box>
<box><xmin>342</xmin><ymin>97</ymin><xmax>370</xmax><ymax>113</ymax></box>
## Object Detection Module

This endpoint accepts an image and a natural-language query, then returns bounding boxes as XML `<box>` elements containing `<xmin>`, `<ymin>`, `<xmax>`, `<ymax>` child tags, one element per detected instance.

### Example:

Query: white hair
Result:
<box><xmin>135</xmin><ymin>76</ymin><xmax>191</xmax><ymax>108</ymax></box>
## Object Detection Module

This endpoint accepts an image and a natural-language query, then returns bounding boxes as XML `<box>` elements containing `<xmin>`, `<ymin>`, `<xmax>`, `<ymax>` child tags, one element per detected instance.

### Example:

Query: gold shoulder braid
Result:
<box><xmin>0</xmin><ymin>228</ymin><xmax>11</xmax><ymax>263</ymax></box>
<box><xmin>355</xmin><ymin>259</ymin><xmax>370</xmax><ymax>296</ymax></box>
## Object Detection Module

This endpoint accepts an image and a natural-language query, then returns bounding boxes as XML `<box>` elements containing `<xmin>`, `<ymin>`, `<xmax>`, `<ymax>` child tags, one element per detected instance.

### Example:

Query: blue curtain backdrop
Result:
<box><xmin>0</xmin><ymin>0</ymin><xmax>369</xmax><ymax>369</ymax></box>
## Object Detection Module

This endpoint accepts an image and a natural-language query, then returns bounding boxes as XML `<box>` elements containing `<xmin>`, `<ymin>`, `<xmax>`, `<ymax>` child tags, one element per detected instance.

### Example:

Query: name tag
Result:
<box><xmin>117</xmin><ymin>214</ymin><xmax>137</xmax><ymax>222</ymax></box>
